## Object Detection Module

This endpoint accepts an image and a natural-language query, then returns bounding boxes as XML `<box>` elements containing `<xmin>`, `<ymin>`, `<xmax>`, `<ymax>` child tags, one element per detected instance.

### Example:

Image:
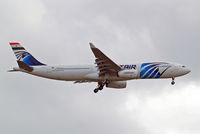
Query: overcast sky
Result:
<box><xmin>0</xmin><ymin>0</ymin><xmax>200</xmax><ymax>134</ymax></box>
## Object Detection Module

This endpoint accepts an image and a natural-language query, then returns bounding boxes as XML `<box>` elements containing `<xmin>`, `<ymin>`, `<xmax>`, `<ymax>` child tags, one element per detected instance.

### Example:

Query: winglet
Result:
<box><xmin>89</xmin><ymin>42</ymin><xmax>96</xmax><ymax>48</ymax></box>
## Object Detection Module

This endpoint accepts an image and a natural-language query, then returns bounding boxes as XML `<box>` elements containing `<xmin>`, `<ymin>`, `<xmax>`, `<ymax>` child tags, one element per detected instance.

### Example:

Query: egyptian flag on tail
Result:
<box><xmin>9</xmin><ymin>42</ymin><xmax>46</xmax><ymax>67</ymax></box>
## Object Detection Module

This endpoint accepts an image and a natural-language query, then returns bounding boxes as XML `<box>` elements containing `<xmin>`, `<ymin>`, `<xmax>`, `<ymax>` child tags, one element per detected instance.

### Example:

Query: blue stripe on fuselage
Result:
<box><xmin>140</xmin><ymin>64</ymin><xmax>157</xmax><ymax>77</ymax></box>
<box><xmin>149</xmin><ymin>68</ymin><xmax>159</xmax><ymax>78</ymax></box>
<box><xmin>143</xmin><ymin>66</ymin><xmax>157</xmax><ymax>78</ymax></box>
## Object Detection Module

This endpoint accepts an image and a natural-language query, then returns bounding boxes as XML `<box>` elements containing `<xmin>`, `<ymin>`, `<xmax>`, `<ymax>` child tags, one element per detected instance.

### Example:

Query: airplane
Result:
<box><xmin>8</xmin><ymin>42</ymin><xmax>191</xmax><ymax>93</ymax></box>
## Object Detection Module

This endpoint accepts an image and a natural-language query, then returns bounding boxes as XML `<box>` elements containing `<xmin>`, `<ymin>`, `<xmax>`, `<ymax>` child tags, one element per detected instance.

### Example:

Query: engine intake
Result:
<box><xmin>106</xmin><ymin>81</ymin><xmax>126</xmax><ymax>89</ymax></box>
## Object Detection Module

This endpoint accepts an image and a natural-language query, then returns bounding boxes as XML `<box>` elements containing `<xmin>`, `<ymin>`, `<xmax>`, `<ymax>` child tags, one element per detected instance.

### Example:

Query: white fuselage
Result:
<box><xmin>9</xmin><ymin>42</ymin><xmax>191</xmax><ymax>92</ymax></box>
<box><xmin>17</xmin><ymin>62</ymin><xmax>190</xmax><ymax>82</ymax></box>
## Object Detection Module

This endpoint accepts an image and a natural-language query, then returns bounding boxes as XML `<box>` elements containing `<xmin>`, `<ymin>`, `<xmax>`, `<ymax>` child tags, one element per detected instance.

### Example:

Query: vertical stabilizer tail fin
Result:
<box><xmin>9</xmin><ymin>42</ymin><xmax>46</xmax><ymax>68</ymax></box>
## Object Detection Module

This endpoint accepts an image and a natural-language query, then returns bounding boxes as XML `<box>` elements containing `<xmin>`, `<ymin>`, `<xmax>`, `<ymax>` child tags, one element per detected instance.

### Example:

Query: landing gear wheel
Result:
<box><xmin>94</xmin><ymin>88</ymin><xmax>99</xmax><ymax>93</ymax></box>
<box><xmin>171</xmin><ymin>81</ymin><xmax>175</xmax><ymax>85</ymax></box>
<box><xmin>93</xmin><ymin>80</ymin><xmax>110</xmax><ymax>93</ymax></box>
<box><xmin>171</xmin><ymin>77</ymin><xmax>175</xmax><ymax>85</ymax></box>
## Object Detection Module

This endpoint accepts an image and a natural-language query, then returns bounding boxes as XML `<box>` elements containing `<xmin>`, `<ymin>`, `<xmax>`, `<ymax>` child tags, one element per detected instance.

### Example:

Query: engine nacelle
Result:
<box><xmin>106</xmin><ymin>81</ymin><xmax>126</xmax><ymax>89</ymax></box>
<box><xmin>118</xmin><ymin>70</ymin><xmax>137</xmax><ymax>79</ymax></box>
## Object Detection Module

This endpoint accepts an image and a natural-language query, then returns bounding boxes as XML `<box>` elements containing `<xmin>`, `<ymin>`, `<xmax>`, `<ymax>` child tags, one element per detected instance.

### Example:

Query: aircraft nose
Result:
<box><xmin>186</xmin><ymin>68</ymin><xmax>191</xmax><ymax>74</ymax></box>
<box><xmin>184</xmin><ymin>68</ymin><xmax>191</xmax><ymax>75</ymax></box>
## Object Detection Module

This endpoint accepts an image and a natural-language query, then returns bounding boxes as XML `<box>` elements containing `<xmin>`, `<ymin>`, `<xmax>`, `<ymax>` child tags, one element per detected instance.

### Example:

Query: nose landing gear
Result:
<box><xmin>171</xmin><ymin>77</ymin><xmax>175</xmax><ymax>85</ymax></box>
<box><xmin>94</xmin><ymin>80</ymin><xmax>109</xmax><ymax>93</ymax></box>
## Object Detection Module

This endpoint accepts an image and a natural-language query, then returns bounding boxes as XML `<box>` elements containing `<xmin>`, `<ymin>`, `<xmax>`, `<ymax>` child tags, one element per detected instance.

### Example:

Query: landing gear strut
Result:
<box><xmin>171</xmin><ymin>77</ymin><xmax>175</xmax><ymax>85</ymax></box>
<box><xmin>93</xmin><ymin>80</ymin><xmax>109</xmax><ymax>93</ymax></box>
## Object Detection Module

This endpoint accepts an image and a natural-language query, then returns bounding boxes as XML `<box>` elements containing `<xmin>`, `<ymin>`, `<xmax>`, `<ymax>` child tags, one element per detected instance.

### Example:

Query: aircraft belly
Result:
<box><xmin>84</xmin><ymin>72</ymin><xmax>133</xmax><ymax>81</ymax></box>
<box><xmin>57</xmin><ymin>70</ymin><xmax>88</xmax><ymax>80</ymax></box>
<box><xmin>30</xmin><ymin>68</ymin><xmax>90</xmax><ymax>81</ymax></box>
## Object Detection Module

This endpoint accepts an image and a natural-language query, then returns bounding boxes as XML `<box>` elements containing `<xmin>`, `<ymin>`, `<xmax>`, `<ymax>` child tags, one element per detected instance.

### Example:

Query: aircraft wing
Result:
<box><xmin>90</xmin><ymin>43</ymin><xmax>122</xmax><ymax>76</ymax></box>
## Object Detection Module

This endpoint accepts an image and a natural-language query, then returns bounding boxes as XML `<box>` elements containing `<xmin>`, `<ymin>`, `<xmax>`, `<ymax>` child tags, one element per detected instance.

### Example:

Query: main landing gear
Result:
<box><xmin>94</xmin><ymin>80</ymin><xmax>109</xmax><ymax>93</ymax></box>
<box><xmin>171</xmin><ymin>77</ymin><xmax>175</xmax><ymax>85</ymax></box>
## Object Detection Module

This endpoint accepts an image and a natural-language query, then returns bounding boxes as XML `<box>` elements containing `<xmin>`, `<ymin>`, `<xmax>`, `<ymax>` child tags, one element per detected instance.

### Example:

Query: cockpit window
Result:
<box><xmin>182</xmin><ymin>65</ymin><xmax>186</xmax><ymax>68</ymax></box>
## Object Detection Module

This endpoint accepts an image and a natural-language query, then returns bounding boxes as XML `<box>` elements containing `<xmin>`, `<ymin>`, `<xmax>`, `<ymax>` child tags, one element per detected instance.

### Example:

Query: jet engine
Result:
<box><xmin>106</xmin><ymin>81</ymin><xmax>126</xmax><ymax>88</ymax></box>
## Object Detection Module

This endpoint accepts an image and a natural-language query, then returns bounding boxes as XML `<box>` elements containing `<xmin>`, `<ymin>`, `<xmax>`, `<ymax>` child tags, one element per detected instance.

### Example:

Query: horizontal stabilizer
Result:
<box><xmin>7</xmin><ymin>70</ymin><xmax>20</xmax><ymax>72</ymax></box>
<box><xmin>17</xmin><ymin>61</ymin><xmax>33</xmax><ymax>72</ymax></box>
